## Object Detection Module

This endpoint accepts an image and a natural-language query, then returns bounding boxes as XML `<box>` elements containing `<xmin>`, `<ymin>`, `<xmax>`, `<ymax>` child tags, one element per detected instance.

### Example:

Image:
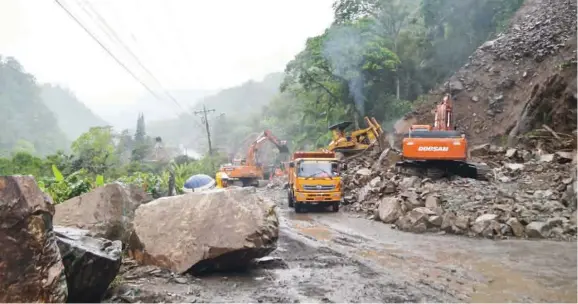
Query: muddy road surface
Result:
<box><xmin>107</xmin><ymin>189</ymin><xmax>577</xmax><ymax>303</ymax></box>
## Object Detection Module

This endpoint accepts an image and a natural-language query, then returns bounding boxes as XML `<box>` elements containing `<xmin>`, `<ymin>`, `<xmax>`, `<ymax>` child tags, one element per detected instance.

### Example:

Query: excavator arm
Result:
<box><xmin>433</xmin><ymin>95</ymin><xmax>454</xmax><ymax>131</ymax></box>
<box><xmin>246</xmin><ymin>130</ymin><xmax>289</xmax><ymax>166</ymax></box>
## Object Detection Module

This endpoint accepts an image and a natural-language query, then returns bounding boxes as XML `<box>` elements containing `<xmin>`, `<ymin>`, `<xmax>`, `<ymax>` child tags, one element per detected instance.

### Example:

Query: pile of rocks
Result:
<box><xmin>489</xmin><ymin>0</ymin><xmax>576</xmax><ymax>63</ymax></box>
<box><xmin>341</xmin><ymin>144</ymin><xmax>577</xmax><ymax>240</ymax></box>
<box><xmin>341</xmin><ymin>146</ymin><xmax>403</xmax><ymax>212</ymax></box>
<box><xmin>266</xmin><ymin>175</ymin><xmax>288</xmax><ymax>189</ymax></box>
<box><xmin>1</xmin><ymin>177</ymin><xmax>280</xmax><ymax>302</ymax></box>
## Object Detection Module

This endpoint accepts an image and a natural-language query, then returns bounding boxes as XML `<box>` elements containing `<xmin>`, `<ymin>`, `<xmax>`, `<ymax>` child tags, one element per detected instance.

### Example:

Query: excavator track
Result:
<box><xmin>395</xmin><ymin>160</ymin><xmax>491</xmax><ymax>180</ymax></box>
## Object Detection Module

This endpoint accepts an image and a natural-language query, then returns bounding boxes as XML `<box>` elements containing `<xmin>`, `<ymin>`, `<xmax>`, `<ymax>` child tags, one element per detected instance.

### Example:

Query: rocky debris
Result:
<box><xmin>404</xmin><ymin>0</ymin><xmax>576</xmax><ymax>147</ymax></box>
<box><xmin>341</xmin><ymin>142</ymin><xmax>577</xmax><ymax>240</ymax></box>
<box><xmin>129</xmin><ymin>187</ymin><xmax>279</xmax><ymax>274</ymax></box>
<box><xmin>377</xmin><ymin>197</ymin><xmax>403</xmax><ymax>224</ymax></box>
<box><xmin>266</xmin><ymin>176</ymin><xmax>288</xmax><ymax>189</ymax></box>
<box><xmin>342</xmin><ymin>146</ymin><xmax>401</xmax><ymax>210</ymax></box>
<box><xmin>490</xmin><ymin>0</ymin><xmax>576</xmax><ymax>63</ymax></box>
<box><xmin>252</xmin><ymin>256</ymin><xmax>289</xmax><ymax>269</ymax></box>
<box><xmin>54</xmin><ymin>183</ymin><xmax>152</xmax><ymax>245</ymax></box>
<box><xmin>55</xmin><ymin>226</ymin><xmax>122</xmax><ymax>302</ymax></box>
<box><xmin>103</xmin><ymin>258</ymin><xmax>188</xmax><ymax>303</ymax></box>
<box><xmin>0</xmin><ymin>176</ymin><xmax>68</xmax><ymax>302</ymax></box>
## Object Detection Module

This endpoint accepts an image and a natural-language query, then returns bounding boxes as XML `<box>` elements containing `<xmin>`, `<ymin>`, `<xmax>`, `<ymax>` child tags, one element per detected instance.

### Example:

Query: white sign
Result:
<box><xmin>417</xmin><ymin>146</ymin><xmax>449</xmax><ymax>152</ymax></box>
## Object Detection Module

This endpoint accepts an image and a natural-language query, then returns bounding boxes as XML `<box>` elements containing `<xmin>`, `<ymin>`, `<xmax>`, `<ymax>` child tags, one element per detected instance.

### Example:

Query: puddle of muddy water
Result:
<box><xmin>296</xmin><ymin>226</ymin><xmax>333</xmax><ymax>241</ymax></box>
<box><xmin>287</xmin><ymin>212</ymin><xmax>314</xmax><ymax>221</ymax></box>
<box><xmin>469</xmin><ymin>259</ymin><xmax>578</xmax><ymax>303</ymax></box>
<box><xmin>434</xmin><ymin>251</ymin><xmax>578</xmax><ymax>303</ymax></box>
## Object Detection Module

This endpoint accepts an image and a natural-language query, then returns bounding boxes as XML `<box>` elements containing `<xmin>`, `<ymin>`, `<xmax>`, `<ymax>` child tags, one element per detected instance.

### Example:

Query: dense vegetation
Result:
<box><xmin>0</xmin><ymin>114</ymin><xmax>226</xmax><ymax>203</ymax></box>
<box><xmin>210</xmin><ymin>0</ymin><xmax>525</xmax><ymax>152</ymax></box>
<box><xmin>0</xmin><ymin>0</ymin><xmax>524</xmax><ymax>202</ymax></box>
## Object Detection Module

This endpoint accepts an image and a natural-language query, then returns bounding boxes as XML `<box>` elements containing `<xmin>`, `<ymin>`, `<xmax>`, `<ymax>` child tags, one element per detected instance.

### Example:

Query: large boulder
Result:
<box><xmin>128</xmin><ymin>187</ymin><xmax>279</xmax><ymax>274</ymax></box>
<box><xmin>0</xmin><ymin>176</ymin><xmax>68</xmax><ymax>302</ymax></box>
<box><xmin>54</xmin><ymin>183</ymin><xmax>151</xmax><ymax>245</ymax></box>
<box><xmin>55</xmin><ymin>226</ymin><xmax>122</xmax><ymax>302</ymax></box>
<box><xmin>377</xmin><ymin>196</ymin><xmax>403</xmax><ymax>224</ymax></box>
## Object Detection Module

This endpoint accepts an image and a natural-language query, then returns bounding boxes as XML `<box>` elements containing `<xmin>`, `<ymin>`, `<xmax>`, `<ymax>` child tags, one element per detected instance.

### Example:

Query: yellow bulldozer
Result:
<box><xmin>325</xmin><ymin>116</ymin><xmax>385</xmax><ymax>160</ymax></box>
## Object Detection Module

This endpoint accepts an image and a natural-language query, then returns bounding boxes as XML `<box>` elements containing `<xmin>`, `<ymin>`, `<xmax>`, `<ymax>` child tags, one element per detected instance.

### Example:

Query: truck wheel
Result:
<box><xmin>331</xmin><ymin>202</ymin><xmax>339</xmax><ymax>212</ymax></box>
<box><xmin>287</xmin><ymin>192</ymin><xmax>294</xmax><ymax>207</ymax></box>
<box><xmin>295</xmin><ymin>202</ymin><xmax>304</xmax><ymax>213</ymax></box>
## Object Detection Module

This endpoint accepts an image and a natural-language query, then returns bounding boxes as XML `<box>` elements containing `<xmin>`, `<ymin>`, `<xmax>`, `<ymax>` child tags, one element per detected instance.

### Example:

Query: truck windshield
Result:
<box><xmin>298</xmin><ymin>161</ymin><xmax>336</xmax><ymax>177</ymax></box>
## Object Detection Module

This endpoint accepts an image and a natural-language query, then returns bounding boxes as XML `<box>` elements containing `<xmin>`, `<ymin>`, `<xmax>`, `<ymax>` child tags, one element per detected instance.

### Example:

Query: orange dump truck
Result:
<box><xmin>287</xmin><ymin>151</ymin><xmax>345</xmax><ymax>213</ymax></box>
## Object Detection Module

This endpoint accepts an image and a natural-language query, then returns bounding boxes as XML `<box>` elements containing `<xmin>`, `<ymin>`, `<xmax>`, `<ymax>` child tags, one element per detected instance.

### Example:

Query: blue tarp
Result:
<box><xmin>184</xmin><ymin>174</ymin><xmax>215</xmax><ymax>190</ymax></box>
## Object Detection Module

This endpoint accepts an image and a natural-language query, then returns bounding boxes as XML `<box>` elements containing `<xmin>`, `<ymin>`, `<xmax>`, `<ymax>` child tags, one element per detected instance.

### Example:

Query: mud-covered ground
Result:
<box><xmin>106</xmin><ymin>189</ymin><xmax>577</xmax><ymax>303</ymax></box>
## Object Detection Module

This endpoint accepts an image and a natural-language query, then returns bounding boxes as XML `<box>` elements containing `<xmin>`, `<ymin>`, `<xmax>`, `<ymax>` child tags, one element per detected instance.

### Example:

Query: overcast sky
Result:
<box><xmin>0</xmin><ymin>0</ymin><xmax>334</xmax><ymax>112</ymax></box>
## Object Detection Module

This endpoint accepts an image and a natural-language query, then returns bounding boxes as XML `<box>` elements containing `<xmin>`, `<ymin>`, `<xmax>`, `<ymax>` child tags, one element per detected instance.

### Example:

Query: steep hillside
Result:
<box><xmin>40</xmin><ymin>84</ymin><xmax>109</xmax><ymax>140</ymax></box>
<box><xmin>0</xmin><ymin>56</ymin><xmax>69</xmax><ymax>156</ymax></box>
<box><xmin>402</xmin><ymin>0</ymin><xmax>577</xmax><ymax>147</ymax></box>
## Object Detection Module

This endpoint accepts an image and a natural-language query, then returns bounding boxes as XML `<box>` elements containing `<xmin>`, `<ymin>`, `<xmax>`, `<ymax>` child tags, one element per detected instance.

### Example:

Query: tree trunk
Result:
<box><xmin>396</xmin><ymin>77</ymin><xmax>400</xmax><ymax>100</ymax></box>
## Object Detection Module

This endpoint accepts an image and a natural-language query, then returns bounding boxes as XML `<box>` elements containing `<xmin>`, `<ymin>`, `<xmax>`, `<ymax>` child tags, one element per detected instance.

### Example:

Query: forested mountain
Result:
<box><xmin>40</xmin><ymin>84</ymin><xmax>109</xmax><ymax>141</ymax></box>
<box><xmin>0</xmin><ymin>56</ymin><xmax>68</xmax><ymax>156</ymax></box>
<box><xmin>193</xmin><ymin>73</ymin><xmax>284</xmax><ymax>114</ymax></box>
<box><xmin>98</xmin><ymin>88</ymin><xmax>217</xmax><ymax>130</ymax></box>
<box><xmin>147</xmin><ymin>72</ymin><xmax>284</xmax><ymax>154</ymax></box>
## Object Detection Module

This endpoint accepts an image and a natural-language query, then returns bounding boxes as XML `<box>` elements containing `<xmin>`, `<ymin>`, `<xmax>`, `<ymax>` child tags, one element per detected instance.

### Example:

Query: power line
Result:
<box><xmin>56</xmin><ymin>0</ymin><xmax>210</xmax><ymax>153</ymax></box>
<box><xmin>54</xmin><ymin>0</ymin><xmax>170</xmax><ymax>104</ymax></box>
<box><xmin>75</xmin><ymin>0</ymin><xmax>187</xmax><ymax>111</ymax></box>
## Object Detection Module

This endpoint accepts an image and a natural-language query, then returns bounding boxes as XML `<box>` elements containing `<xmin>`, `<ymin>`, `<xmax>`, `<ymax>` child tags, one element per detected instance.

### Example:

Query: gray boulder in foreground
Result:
<box><xmin>54</xmin><ymin>183</ymin><xmax>152</xmax><ymax>245</ymax></box>
<box><xmin>129</xmin><ymin>187</ymin><xmax>279</xmax><ymax>274</ymax></box>
<box><xmin>55</xmin><ymin>226</ymin><xmax>122</xmax><ymax>303</ymax></box>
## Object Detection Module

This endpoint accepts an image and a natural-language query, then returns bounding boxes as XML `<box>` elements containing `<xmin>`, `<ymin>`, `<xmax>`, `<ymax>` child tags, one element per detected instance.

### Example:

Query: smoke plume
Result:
<box><xmin>322</xmin><ymin>25</ymin><xmax>371</xmax><ymax>116</ymax></box>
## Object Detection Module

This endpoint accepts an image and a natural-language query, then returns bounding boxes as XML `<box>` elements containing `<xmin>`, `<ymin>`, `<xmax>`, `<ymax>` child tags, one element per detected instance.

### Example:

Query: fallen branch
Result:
<box><xmin>542</xmin><ymin>124</ymin><xmax>562</xmax><ymax>140</ymax></box>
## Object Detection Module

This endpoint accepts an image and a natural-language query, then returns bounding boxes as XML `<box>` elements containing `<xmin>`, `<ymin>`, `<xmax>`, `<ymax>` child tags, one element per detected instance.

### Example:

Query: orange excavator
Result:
<box><xmin>395</xmin><ymin>94</ymin><xmax>490</xmax><ymax>179</ymax></box>
<box><xmin>219</xmin><ymin>130</ymin><xmax>289</xmax><ymax>187</ymax></box>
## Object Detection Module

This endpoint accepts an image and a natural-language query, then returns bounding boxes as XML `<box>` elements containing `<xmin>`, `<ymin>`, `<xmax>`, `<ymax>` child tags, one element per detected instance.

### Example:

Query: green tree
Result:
<box><xmin>132</xmin><ymin>113</ymin><xmax>151</xmax><ymax>162</ymax></box>
<box><xmin>71</xmin><ymin>126</ymin><xmax>117</xmax><ymax>175</ymax></box>
<box><xmin>12</xmin><ymin>139</ymin><xmax>36</xmax><ymax>155</ymax></box>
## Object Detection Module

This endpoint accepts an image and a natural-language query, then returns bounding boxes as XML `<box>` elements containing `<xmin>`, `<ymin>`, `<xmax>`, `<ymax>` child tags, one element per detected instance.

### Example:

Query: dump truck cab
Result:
<box><xmin>287</xmin><ymin>151</ymin><xmax>345</xmax><ymax>213</ymax></box>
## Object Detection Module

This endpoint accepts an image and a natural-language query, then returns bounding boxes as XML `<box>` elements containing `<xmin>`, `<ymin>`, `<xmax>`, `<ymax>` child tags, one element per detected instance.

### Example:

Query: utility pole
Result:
<box><xmin>194</xmin><ymin>105</ymin><xmax>216</xmax><ymax>155</ymax></box>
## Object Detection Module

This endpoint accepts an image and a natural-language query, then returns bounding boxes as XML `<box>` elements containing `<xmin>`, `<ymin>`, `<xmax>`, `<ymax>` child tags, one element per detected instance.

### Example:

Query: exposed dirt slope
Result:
<box><xmin>403</xmin><ymin>0</ymin><xmax>577</xmax><ymax>146</ymax></box>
